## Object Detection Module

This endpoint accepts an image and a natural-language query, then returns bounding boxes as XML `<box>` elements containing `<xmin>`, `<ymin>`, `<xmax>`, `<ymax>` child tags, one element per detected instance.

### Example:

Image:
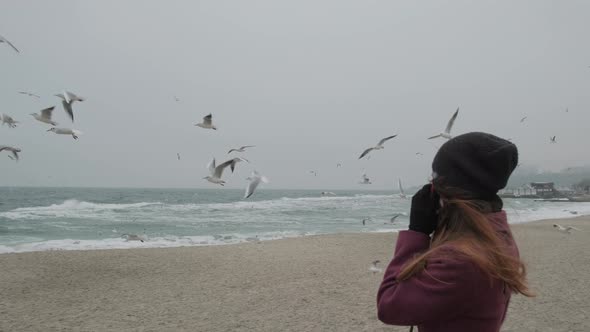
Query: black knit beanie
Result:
<box><xmin>432</xmin><ymin>132</ymin><xmax>518</xmax><ymax>199</ymax></box>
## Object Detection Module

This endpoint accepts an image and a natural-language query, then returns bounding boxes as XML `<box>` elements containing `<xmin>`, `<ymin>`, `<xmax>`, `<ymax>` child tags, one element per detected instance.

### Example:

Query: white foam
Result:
<box><xmin>0</xmin><ymin>230</ymin><xmax>317</xmax><ymax>254</ymax></box>
<box><xmin>0</xmin><ymin>199</ymin><xmax>162</xmax><ymax>220</ymax></box>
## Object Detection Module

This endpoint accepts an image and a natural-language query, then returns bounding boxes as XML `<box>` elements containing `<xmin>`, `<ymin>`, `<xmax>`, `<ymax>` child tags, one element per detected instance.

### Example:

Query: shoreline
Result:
<box><xmin>1</xmin><ymin>213</ymin><xmax>589</xmax><ymax>255</ymax></box>
<box><xmin>1</xmin><ymin>216</ymin><xmax>589</xmax><ymax>331</ymax></box>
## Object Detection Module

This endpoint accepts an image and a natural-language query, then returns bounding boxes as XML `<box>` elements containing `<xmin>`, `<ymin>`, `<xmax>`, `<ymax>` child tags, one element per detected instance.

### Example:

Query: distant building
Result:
<box><xmin>529</xmin><ymin>182</ymin><xmax>557</xmax><ymax>198</ymax></box>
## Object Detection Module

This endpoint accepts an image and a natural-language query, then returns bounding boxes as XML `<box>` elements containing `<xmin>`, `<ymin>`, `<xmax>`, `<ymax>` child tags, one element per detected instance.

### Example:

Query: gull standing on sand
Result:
<box><xmin>31</xmin><ymin>106</ymin><xmax>58</xmax><ymax>126</ymax></box>
<box><xmin>369</xmin><ymin>260</ymin><xmax>383</xmax><ymax>274</ymax></box>
<box><xmin>195</xmin><ymin>114</ymin><xmax>217</xmax><ymax>130</ymax></box>
<box><xmin>228</xmin><ymin>145</ymin><xmax>255</xmax><ymax>154</ymax></box>
<box><xmin>0</xmin><ymin>34</ymin><xmax>19</xmax><ymax>53</ymax></box>
<box><xmin>428</xmin><ymin>107</ymin><xmax>459</xmax><ymax>140</ymax></box>
<box><xmin>204</xmin><ymin>157</ymin><xmax>249</xmax><ymax>186</ymax></box>
<box><xmin>55</xmin><ymin>91</ymin><xmax>85</xmax><ymax>122</ymax></box>
<box><xmin>398</xmin><ymin>179</ymin><xmax>407</xmax><ymax>199</ymax></box>
<box><xmin>18</xmin><ymin>91</ymin><xmax>40</xmax><ymax>99</ymax></box>
<box><xmin>1</xmin><ymin>114</ymin><xmax>18</xmax><ymax>128</ymax></box>
<box><xmin>47</xmin><ymin>127</ymin><xmax>82</xmax><ymax>140</ymax></box>
<box><xmin>553</xmin><ymin>224</ymin><xmax>580</xmax><ymax>234</ymax></box>
<box><xmin>0</xmin><ymin>146</ymin><xmax>20</xmax><ymax>161</ymax></box>
<box><xmin>359</xmin><ymin>135</ymin><xmax>398</xmax><ymax>159</ymax></box>
<box><xmin>244</xmin><ymin>171</ymin><xmax>269</xmax><ymax>199</ymax></box>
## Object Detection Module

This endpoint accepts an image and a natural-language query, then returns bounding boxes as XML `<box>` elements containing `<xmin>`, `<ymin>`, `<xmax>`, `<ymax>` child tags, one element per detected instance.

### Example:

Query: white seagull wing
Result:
<box><xmin>377</xmin><ymin>135</ymin><xmax>397</xmax><ymax>147</ymax></box>
<box><xmin>444</xmin><ymin>108</ymin><xmax>459</xmax><ymax>134</ymax></box>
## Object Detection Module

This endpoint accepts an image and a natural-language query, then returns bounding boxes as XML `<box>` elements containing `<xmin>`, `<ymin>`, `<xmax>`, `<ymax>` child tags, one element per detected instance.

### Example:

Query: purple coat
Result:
<box><xmin>377</xmin><ymin>211</ymin><xmax>518</xmax><ymax>332</ymax></box>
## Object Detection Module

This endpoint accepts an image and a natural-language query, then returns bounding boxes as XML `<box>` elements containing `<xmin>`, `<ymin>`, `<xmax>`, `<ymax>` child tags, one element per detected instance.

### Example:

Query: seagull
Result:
<box><xmin>195</xmin><ymin>114</ymin><xmax>217</xmax><ymax>130</ymax></box>
<box><xmin>31</xmin><ymin>106</ymin><xmax>58</xmax><ymax>126</ymax></box>
<box><xmin>550</xmin><ymin>136</ymin><xmax>557</xmax><ymax>144</ymax></box>
<box><xmin>244</xmin><ymin>171</ymin><xmax>269</xmax><ymax>199</ymax></box>
<box><xmin>553</xmin><ymin>224</ymin><xmax>580</xmax><ymax>234</ymax></box>
<box><xmin>336</xmin><ymin>163</ymin><xmax>342</xmax><ymax>168</ymax></box>
<box><xmin>428</xmin><ymin>107</ymin><xmax>459</xmax><ymax>140</ymax></box>
<box><xmin>520</xmin><ymin>116</ymin><xmax>527</xmax><ymax>123</ymax></box>
<box><xmin>415</xmin><ymin>152</ymin><xmax>423</xmax><ymax>156</ymax></box>
<box><xmin>362</xmin><ymin>217</ymin><xmax>371</xmax><ymax>226</ymax></box>
<box><xmin>1</xmin><ymin>114</ymin><xmax>18</xmax><ymax>128</ymax></box>
<box><xmin>398</xmin><ymin>179</ymin><xmax>407</xmax><ymax>199</ymax></box>
<box><xmin>177</xmin><ymin>153</ymin><xmax>181</xmax><ymax>160</ymax></box>
<box><xmin>321</xmin><ymin>191</ymin><xmax>336</xmax><ymax>196</ymax></box>
<box><xmin>369</xmin><ymin>260</ymin><xmax>383</xmax><ymax>274</ymax></box>
<box><xmin>565</xmin><ymin>108</ymin><xmax>569</xmax><ymax>113</ymax></box>
<box><xmin>385</xmin><ymin>214</ymin><xmax>400</xmax><ymax>224</ymax></box>
<box><xmin>309</xmin><ymin>170</ymin><xmax>317</xmax><ymax>177</ymax></box>
<box><xmin>359</xmin><ymin>135</ymin><xmax>397</xmax><ymax>159</ymax></box>
<box><xmin>174</xmin><ymin>96</ymin><xmax>180</xmax><ymax>102</ymax></box>
<box><xmin>0</xmin><ymin>146</ymin><xmax>20</xmax><ymax>161</ymax></box>
<box><xmin>55</xmin><ymin>91</ymin><xmax>85</xmax><ymax>122</ymax></box>
<box><xmin>0</xmin><ymin>34</ymin><xmax>19</xmax><ymax>53</ymax></box>
<box><xmin>359</xmin><ymin>173</ymin><xmax>372</xmax><ymax>185</ymax></box>
<box><xmin>228</xmin><ymin>145</ymin><xmax>255</xmax><ymax>154</ymax></box>
<box><xmin>18</xmin><ymin>91</ymin><xmax>40</xmax><ymax>99</ymax></box>
<box><xmin>121</xmin><ymin>234</ymin><xmax>145</xmax><ymax>242</ymax></box>
<box><xmin>47</xmin><ymin>127</ymin><xmax>82</xmax><ymax>140</ymax></box>
<box><xmin>204</xmin><ymin>157</ymin><xmax>249</xmax><ymax>185</ymax></box>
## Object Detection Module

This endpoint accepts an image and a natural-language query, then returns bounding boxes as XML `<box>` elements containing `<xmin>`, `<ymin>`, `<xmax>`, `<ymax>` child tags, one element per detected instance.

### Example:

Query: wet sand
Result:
<box><xmin>0</xmin><ymin>217</ymin><xmax>588</xmax><ymax>331</ymax></box>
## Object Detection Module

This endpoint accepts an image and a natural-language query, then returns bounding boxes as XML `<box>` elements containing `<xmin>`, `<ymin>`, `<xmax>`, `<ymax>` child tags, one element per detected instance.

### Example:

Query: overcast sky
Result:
<box><xmin>1</xmin><ymin>1</ymin><xmax>589</xmax><ymax>190</ymax></box>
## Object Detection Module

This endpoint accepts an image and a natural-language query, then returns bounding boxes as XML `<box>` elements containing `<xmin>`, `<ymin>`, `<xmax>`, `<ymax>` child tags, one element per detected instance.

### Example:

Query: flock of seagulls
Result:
<box><xmin>193</xmin><ymin>113</ymin><xmax>267</xmax><ymax>198</ymax></box>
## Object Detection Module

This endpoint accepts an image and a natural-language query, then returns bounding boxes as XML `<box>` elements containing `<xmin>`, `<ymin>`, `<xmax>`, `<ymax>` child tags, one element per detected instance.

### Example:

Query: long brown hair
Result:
<box><xmin>398</xmin><ymin>180</ymin><xmax>534</xmax><ymax>297</ymax></box>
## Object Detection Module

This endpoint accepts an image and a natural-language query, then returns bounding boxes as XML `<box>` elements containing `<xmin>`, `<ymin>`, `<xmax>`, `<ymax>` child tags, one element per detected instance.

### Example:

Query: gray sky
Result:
<box><xmin>1</xmin><ymin>1</ymin><xmax>589</xmax><ymax>190</ymax></box>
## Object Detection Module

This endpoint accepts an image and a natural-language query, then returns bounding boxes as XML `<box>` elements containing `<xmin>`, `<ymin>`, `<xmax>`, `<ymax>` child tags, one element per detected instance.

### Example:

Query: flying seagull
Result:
<box><xmin>415</xmin><ymin>152</ymin><xmax>423</xmax><ymax>156</ymax></box>
<box><xmin>228</xmin><ymin>145</ymin><xmax>255</xmax><ymax>154</ymax></box>
<box><xmin>244</xmin><ymin>171</ymin><xmax>269</xmax><ymax>199</ymax></box>
<box><xmin>195</xmin><ymin>114</ymin><xmax>217</xmax><ymax>130</ymax></box>
<box><xmin>1</xmin><ymin>114</ymin><xmax>18</xmax><ymax>128</ymax></box>
<box><xmin>520</xmin><ymin>116</ymin><xmax>527</xmax><ymax>123</ymax></box>
<box><xmin>369</xmin><ymin>260</ymin><xmax>383</xmax><ymax>274</ymax></box>
<box><xmin>0</xmin><ymin>146</ymin><xmax>20</xmax><ymax>161</ymax></box>
<box><xmin>359</xmin><ymin>173</ymin><xmax>372</xmax><ymax>185</ymax></box>
<box><xmin>359</xmin><ymin>135</ymin><xmax>397</xmax><ymax>159</ymax></box>
<box><xmin>47</xmin><ymin>127</ymin><xmax>82</xmax><ymax>140</ymax></box>
<box><xmin>177</xmin><ymin>153</ymin><xmax>181</xmax><ymax>160</ymax></box>
<box><xmin>174</xmin><ymin>96</ymin><xmax>180</xmax><ymax>102</ymax></box>
<box><xmin>204</xmin><ymin>157</ymin><xmax>249</xmax><ymax>186</ymax></box>
<box><xmin>18</xmin><ymin>91</ymin><xmax>40</xmax><ymax>99</ymax></box>
<box><xmin>0</xmin><ymin>34</ymin><xmax>19</xmax><ymax>53</ymax></box>
<box><xmin>553</xmin><ymin>224</ymin><xmax>580</xmax><ymax>234</ymax></box>
<box><xmin>121</xmin><ymin>234</ymin><xmax>145</xmax><ymax>242</ymax></box>
<box><xmin>550</xmin><ymin>136</ymin><xmax>557</xmax><ymax>144</ymax></box>
<box><xmin>31</xmin><ymin>106</ymin><xmax>58</xmax><ymax>126</ymax></box>
<box><xmin>309</xmin><ymin>170</ymin><xmax>317</xmax><ymax>177</ymax></box>
<box><xmin>398</xmin><ymin>179</ymin><xmax>407</xmax><ymax>199</ymax></box>
<box><xmin>321</xmin><ymin>191</ymin><xmax>336</xmax><ymax>196</ymax></box>
<box><xmin>428</xmin><ymin>107</ymin><xmax>459</xmax><ymax>140</ymax></box>
<box><xmin>385</xmin><ymin>214</ymin><xmax>400</xmax><ymax>224</ymax></box>
<box><xmin>336</xmin><ymin>163</ymin><xmax>342</xmax><ymax>168</ymax></box>
<box><xmin>55</xmin><ymin>91</ymin><xmax>85</xmax><ymax>122</ymax></box>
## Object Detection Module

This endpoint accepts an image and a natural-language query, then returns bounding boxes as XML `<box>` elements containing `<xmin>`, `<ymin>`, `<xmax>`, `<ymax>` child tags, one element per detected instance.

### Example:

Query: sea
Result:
<box><xmin>1</xmin><ymin>187</ymin><xmax>589</xmax><ymax>254</ymax></box>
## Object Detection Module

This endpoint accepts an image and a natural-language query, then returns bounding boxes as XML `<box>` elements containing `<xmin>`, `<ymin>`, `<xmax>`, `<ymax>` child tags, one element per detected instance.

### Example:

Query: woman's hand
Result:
<box><xmin>409</xmin><ymin>184</ymin><xmax>440</xmax><ymax>235</ymax></box>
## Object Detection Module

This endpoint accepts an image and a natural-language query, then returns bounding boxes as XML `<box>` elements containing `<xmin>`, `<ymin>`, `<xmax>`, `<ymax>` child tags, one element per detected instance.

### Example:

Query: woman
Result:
<box><xmin>377</xmin><ymin>132</ymin><xmax>533</xmax><ymax>332</ymax></box>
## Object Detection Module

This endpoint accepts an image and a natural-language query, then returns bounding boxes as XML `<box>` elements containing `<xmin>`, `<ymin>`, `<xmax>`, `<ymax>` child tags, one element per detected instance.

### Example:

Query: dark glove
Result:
<box><xmin>409</xmin><ymin>184</ymin><xmax>440</xmax><ymax>235</ymax></box>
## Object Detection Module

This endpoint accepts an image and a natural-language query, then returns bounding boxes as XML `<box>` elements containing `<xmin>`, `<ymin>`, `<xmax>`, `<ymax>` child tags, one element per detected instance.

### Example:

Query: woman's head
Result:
<box><xmin>431</xmin><ymin>132</ymin><xmax>518</xmax><ymax>200</ymax></box>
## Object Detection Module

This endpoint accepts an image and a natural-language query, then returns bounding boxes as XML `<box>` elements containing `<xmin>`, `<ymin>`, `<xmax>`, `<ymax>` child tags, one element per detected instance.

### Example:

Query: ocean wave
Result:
<box><xmin>0</xmin><ymin>230</ymin><xmax>317</xmax><ymax>254</ymax></box>
<box><xmin>0</xmin><ymin>199</ymin><xmax>162</xmax><ymax>220</ymax></box>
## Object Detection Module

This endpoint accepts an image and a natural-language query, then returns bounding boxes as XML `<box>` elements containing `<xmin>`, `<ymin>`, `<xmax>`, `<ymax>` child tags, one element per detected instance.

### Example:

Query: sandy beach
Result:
<box><xmin>1</xmin><ymin>217</ymin><xmax>588</xmax><ymax>332</ymax></box>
